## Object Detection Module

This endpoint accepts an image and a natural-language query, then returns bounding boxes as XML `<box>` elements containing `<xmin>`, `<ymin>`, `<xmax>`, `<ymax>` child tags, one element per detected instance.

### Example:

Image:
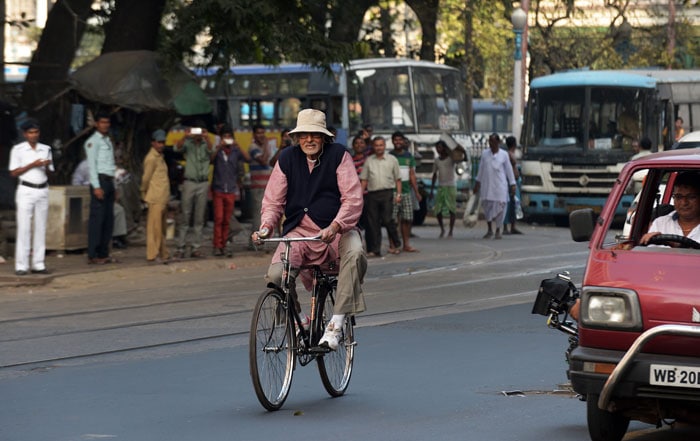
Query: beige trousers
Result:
<box><xmin>146</xmin><ymin>202</ymin><xmax>169</xmax><ymax>260</ymax></box>
<box><xmin>265</xmin><ymin>229</ymin><xmax>367</xmax><ymax>315</ymax></box>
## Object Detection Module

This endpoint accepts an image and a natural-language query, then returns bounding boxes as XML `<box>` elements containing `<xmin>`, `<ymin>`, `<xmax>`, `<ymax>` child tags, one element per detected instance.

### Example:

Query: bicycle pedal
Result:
<box><xmin>308</xmin><ymin>345</ymin><xmax>333</xmax><ymax>354</ymax></box>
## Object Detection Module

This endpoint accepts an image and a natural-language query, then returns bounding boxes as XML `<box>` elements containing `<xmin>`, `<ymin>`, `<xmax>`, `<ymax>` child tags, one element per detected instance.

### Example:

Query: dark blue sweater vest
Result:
<box><xmin>278</xmin><ymin>143</ymin><xmax>345</xmax><ymax>235</ymax></box>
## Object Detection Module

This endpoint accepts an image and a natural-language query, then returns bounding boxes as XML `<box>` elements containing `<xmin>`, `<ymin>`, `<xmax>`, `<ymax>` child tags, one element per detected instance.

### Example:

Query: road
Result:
<box><xmin>0</xmin><ymin>223</ymin><xmax>589</xmax><ymax>368</ymax></box>
<box><xmin>1</xmin><ymin>223</ymin><xmax>697</xmax><ymax>440</ymax></box>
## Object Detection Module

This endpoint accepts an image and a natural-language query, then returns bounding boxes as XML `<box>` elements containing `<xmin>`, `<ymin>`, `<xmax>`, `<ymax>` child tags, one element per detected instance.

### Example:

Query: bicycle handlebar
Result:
<box><xmin>260</xmin><ymin>235</ymin><xmax>322</xmax><ymax>244</ymax></box>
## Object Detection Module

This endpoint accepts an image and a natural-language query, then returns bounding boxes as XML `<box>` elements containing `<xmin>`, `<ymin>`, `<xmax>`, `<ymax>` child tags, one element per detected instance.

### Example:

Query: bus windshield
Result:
<box><xmin>347</xmin><ymin>65</ymin><xmax>466</xmax><ymax>134</ymax></box>
<box><xmin>524</xmin><ymin>86</ymin><xmax>649</xmax><ymax>152</ymax></box>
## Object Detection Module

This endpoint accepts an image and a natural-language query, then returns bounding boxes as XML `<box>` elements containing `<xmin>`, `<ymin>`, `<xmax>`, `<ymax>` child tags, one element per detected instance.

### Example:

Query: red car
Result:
<box><xmin>567</xmin><ymin>148</ymin><xmax>700</xmax><ymax>441</ymax></box>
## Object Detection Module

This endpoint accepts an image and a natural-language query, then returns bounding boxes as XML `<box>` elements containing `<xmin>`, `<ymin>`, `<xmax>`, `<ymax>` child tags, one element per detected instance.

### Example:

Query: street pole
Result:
<box><xmin>511</xmin><ymin>7</ymin><xmax>527</xmax><ymax>141</ymax></box>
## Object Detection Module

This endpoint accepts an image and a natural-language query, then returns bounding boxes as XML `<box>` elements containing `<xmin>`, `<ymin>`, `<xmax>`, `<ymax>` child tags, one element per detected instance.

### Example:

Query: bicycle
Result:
<box><xmin>249</xmin><ymin>235</ymin><xmax>356</xmax><ymax>411</ymax></box>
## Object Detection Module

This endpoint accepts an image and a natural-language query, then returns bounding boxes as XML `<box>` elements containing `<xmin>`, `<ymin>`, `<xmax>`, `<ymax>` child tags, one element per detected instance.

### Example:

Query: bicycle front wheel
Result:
<box><xmin>317</xmin><ymin>284</ymin><xmax>354</xmax><ymax>397</ymax></box>
<box><xmin>249</xmin><ymin>289</ymin><xmax>294</xmax><ymax>411</ymax></box>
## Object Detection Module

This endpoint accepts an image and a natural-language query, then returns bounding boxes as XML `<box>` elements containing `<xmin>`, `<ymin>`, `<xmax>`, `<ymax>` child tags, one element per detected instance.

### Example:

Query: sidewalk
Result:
<box><xmin>0</xmin><ymin>225</ymin><xmax>272</xmax><ymax>289</ymax></box>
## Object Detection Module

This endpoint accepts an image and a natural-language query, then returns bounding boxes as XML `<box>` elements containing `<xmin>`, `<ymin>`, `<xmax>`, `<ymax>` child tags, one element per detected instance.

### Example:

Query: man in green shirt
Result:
<box><xmin>173</xmin><ymin>124</ymin><xmax>214</xmax><ymax>258</ymax></box>
<box><xmin>390</xmin><ymin>131</ymin><xmax>421</xmax><ymax>252</ymax></box>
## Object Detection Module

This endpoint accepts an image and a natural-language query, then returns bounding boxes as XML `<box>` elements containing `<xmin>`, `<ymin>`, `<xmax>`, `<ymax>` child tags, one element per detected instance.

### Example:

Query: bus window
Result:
<box><xmin>348</xmin><ymin>67</ymin><xmax>414</xmax><ymax>131</ymax></box>
<box><xmin>239</xmin><ymin>100</ymin><xmax>274</xmax><ymax>127</ymax></box>
<box><xmin>256</xmin><ymin>78</ymin><xmax>275</xmax><ymax>96</ymax></box>
<box><xmin>474</xmin><ymin>113</ymin><xmax>492</xmax><ymax>132</ymax></box>
<box><xmin>310</xmin><ymin>99</ymin><xmax>327</xmax><ymax>111</ymax></box>
<box><xmin>260</xmin><ymin>100</ymin><xmax>274</xmax><ymax>126</ymax></box>
<box><xmin>413</xmin><ymin>67</ymin><xmax>464</xmax><ymax>132</ymax></box>
<box><xmin>392</xmin><ymin>99</ymin><xmax>413</xmax><ymax>127</ymax></box>
<box><xmin>472</xmin><ymin>99</ymin><xmax>512</xmax><ymax>135</ymax></box>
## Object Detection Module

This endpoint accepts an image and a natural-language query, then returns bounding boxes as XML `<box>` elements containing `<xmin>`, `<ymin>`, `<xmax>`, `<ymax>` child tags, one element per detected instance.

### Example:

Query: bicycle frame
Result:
<box><xmin>250</xmin><ymin>234</ymin><xmax>356</xmax><ymax>410</ymax></box>
<box><xmin>262</xmin><ymin>236</ymin><xmax>337</xmax><ymax>359</ymax></box>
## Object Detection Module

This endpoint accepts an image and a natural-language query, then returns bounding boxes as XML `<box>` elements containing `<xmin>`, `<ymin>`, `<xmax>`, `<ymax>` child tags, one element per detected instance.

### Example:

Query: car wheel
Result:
<box><xmin>586</xmin><ymin>394</ymin><xmax>630</xmax><ymax>441</ymax></box>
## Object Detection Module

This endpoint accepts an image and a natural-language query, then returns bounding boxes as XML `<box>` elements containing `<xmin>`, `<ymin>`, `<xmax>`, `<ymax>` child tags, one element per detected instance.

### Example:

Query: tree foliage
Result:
<box><xmin>438</xmin><ymin>0</ymin><xmax>513</xmax><ymax>101</ymax></box>
<box><xmin>160</xmin><ymin>0</ymin><xmax>358</xmax><ymax>69</ymax></box>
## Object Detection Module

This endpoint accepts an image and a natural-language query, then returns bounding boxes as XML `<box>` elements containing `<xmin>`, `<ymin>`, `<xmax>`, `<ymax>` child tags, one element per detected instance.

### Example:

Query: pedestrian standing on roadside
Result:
<box><xmin>502</xmin><ymin>135</ymin><xmax>523</xmax><ymax>235</ymax></box>
<box><xmin>141</xmin><ymin>130</ymin><xmax>171</xmax><ymax>264</ymax></box>
<box><xmin>173</xmin><ymin>123</ymin><xmax>213</xmax><ymax>258</ymax></box>
<box><xmin>360</xmin><ymin>136</ymin><xmax>402</xmax><ymax>256</ymax></box>
<box><xmin>211</xmin><ymin>126</ymin><xmax>250</xmax><ymax>257</ymax></box>
<box><xmin>351</xmin><ymin>134</ymin><xmax>370</xmax><ymax>232</ymax></box>
<box><xmin>9</xmin><ymin>119</ymin><xmax>53</xmax><ymax>275</ymax></box>
<box><xmin>390</xmin><ymin>131</ymin><xmax>421</xmax><ymax>252</ymax></box>
<box><xmin>474</xmin><ymin>133</ymin><xmax>516</xmax><ymax>240</ymax></box>
<box><xmin>84</xmin><ymin>111</ymin><xmax>119</xmax><ymax>265</ymax></box>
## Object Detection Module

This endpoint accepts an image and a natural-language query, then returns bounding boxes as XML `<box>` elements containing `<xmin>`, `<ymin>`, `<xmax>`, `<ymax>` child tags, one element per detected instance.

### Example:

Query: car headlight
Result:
<box><xmin>580</xmin><ymin>287</ymin><xmax>642</xmax><ymax>330</ymax></box>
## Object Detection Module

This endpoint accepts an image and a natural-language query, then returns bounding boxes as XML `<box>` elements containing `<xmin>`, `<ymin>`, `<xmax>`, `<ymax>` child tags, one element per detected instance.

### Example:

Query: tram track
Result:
<box><xmin>0</xmin><ymin>303</ymin><xmax>457</xmax><ymax>369</ymax></box>
<box><xmin>0</xmin><ymin>230</ymin><xmax>588</xmax><ymax>371</ymax></box>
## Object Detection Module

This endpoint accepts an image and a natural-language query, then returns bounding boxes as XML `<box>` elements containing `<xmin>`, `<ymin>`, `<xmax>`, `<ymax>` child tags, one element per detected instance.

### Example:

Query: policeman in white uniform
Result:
<box><xmin>8</xmin><ymin>119</ymin><xmax>54</xmax><ymax>276</ymax></box>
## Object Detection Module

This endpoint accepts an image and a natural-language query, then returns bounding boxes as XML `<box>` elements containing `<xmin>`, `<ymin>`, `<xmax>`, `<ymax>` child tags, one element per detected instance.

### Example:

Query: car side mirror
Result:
<box><xmin>569</xmin><ymin>208</ymin><xmax>596</xmax><ymax>242</ymax></box>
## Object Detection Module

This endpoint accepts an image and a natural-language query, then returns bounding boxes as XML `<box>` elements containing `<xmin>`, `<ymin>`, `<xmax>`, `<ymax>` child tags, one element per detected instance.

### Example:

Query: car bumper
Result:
<box><xmin>571</xmin><ymin>325</ymin><xmax>700</xmax><ymax>410</ymax></box>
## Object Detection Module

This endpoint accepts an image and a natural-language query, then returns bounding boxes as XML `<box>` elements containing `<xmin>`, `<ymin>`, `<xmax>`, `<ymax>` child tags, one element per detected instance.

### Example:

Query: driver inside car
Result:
<box><xmin>640</xmin><ymin>171</ymin><xmax>700</xmax><ymax>247</ymax></box>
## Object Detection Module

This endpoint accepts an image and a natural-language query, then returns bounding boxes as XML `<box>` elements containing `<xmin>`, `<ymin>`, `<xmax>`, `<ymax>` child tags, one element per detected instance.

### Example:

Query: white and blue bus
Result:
<box><xmin>195</xmin><ymin>58</ymin><xmax>470</xmax><ymax>180</ymax></box>
<box><xmin>472</xmin><ymin>98</ymin><xmax>512</xmax><ymax>136</ymax></box>
<box><xmin>520</xmin><ymin>69</ymin><xmax>700</xmax><ymax>224</ymax></box>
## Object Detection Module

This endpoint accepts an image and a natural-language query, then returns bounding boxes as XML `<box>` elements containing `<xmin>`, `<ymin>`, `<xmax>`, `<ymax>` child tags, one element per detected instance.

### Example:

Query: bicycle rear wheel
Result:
<box><xmin>249</xmin><ymin>289</ymin><xmax>294</xmax><ymax>411</ymax></box>
<box><xmin>317</xmin><ymin>283</ymin><xmax>354</xmax><ymax>397</ymax></box>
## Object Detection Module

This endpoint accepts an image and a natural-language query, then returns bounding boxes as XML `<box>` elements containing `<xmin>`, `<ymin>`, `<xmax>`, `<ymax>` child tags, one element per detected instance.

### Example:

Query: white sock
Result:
<box><xmin>330</xmin><ymin>314</ymin><xmax>345</xmax><ymax>329</ymax></box>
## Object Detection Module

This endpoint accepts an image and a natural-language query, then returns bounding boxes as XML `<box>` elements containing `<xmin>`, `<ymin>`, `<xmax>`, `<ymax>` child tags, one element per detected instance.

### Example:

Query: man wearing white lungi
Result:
<box><xmin>474</xmin><ymin>133</ymin><xmax>516</xmax><ymax>240</ymax></box>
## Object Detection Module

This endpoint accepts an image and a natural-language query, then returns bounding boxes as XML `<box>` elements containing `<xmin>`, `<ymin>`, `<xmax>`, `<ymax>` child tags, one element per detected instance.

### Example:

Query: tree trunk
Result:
<box><xmin>20</xmin><ymin>0</ymin><xmax>94</xmax><ymax>153</ymax></box>
<box><xmin>328</xmin><ymin>0</ymin><xmax>375</xmax><ymax>44</ymax></box>
<box><xmin>380</xmin><ymin>4</ymin><xmax>395</xmax><ymax>58</ymax></box>
<box><xmin>463</xmin><ymin>1</ymin><xmax>473</xmax><ymax>132</ymax></box>
<box><xmin>407</xmin><ymin>0</ymin><xmax>438</xmax><ymax>61</ymax></box>
<box><xmin>101</xmin><ymin>0</ymin><xmax>168</xmax><ymax>181</ymax></box>
<box><xmin>667</xmin><ymin>0</ymin><xmax>675</xmax><ymax>68</ymax></box>
<box><xmin>102</xmin><ymin>0</ymin><xmax>166</xmax><ymax>53</ymax></box>
<box><xmin>0</xmin><ymin>0</ymin><xmax>5</xmax><ymax>83</ymax></box>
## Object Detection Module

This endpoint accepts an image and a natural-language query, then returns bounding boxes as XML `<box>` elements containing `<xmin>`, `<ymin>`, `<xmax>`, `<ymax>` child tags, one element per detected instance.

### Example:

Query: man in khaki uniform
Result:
<box><xmin>141</xmin><ymin>130</ymin><xmax>171</xmax><ymax>263</ymax></box>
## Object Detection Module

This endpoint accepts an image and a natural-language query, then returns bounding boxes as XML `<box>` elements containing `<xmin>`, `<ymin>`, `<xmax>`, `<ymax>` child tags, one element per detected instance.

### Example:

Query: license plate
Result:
<box><xmin>649</xmin><ymin>364</ymin><xmax>700</xmax><ymax>389</ymax></box>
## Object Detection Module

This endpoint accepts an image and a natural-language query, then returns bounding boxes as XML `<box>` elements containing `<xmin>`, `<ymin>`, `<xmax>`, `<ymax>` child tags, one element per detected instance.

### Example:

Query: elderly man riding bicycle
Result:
<box><xmin>252</xmin><ymin>109</ymin><xmax>368</xmax><ymax>350</ymax></box>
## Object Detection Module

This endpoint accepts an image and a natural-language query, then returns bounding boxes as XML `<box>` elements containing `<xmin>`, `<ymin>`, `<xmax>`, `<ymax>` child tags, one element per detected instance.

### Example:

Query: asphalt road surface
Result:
<box><xmin>1</xmin><ymin>223</ymin><xmax>698</xmax><ymax>440</ymax></box>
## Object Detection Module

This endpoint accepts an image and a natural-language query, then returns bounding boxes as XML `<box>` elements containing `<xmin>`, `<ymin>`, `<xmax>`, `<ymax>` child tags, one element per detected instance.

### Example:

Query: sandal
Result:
<box><xmin>388</xmin><ymin>248</ymin><xmax>401</xmax><ymax>254</ymax></box>
<box><xmin>402</xmin><ymin>247</ymin><xmax>419</xmax><ymax>252</ymax></box>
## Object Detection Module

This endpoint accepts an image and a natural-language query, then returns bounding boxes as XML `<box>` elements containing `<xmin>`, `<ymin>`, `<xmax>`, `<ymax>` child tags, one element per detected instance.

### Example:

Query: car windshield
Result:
<box><xmin>602</xmin><ymin>169</ymin><xmax>700</xmax><ymax>252</ymax></box>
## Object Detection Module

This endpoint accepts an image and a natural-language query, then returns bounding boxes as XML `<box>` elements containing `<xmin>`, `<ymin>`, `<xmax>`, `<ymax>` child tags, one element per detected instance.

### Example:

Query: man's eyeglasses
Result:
<box><xmin>672</xmin><ymin>193</ymin><xmax>700</xmax><ymax>202</ymax></box>
<box><xmin>296</xmin><ymin>133</ymin><xmax>323</xmax><ymax>140</ymax></box>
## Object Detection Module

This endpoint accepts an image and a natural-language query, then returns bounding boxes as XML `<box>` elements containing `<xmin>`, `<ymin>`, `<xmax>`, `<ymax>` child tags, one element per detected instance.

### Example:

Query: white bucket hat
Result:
<box><xmin>288</xmin><ymin>109</ymin><xmax>333</xmax><ymax>137</ymax></box>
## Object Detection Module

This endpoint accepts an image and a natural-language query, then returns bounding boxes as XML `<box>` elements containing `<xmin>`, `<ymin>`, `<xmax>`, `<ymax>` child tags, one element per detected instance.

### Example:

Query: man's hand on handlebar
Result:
<box><xmin>319</xmin><ymin>222</ymin><xmax>340</xmax><ymax>243</ymax></box>
<box><xmin>252</xmin><ymin>225</ymin><xmax>271</xmax><ymax>244</ymax></box>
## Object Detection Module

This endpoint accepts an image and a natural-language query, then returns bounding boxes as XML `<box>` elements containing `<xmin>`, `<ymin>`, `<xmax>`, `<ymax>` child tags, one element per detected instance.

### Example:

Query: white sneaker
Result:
<box><xmin>318</xmin><ymin>322</ymin><xmax>342</xmax><ymax>351</ymax></box>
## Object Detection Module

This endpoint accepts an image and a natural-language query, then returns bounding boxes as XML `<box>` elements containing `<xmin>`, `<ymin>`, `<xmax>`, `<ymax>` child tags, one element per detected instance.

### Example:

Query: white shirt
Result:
<box><xmin>72</xmin><ymin>159</ymin><xmax>90</xmax><ymax>185</ymax></box>
<box><xmin>476</xmin><ymin>148</ymin><xmax>516</xmax><ymax>202</ymax></box>
<box><xmin>649</xmin><ymin>211</ymin><xmax>700</xmax><ymax>243</ymax></box>
<box><xmin>9</xmin><ymin>141</ymin><xmax>54</xmax><ymax>185</ymax></box>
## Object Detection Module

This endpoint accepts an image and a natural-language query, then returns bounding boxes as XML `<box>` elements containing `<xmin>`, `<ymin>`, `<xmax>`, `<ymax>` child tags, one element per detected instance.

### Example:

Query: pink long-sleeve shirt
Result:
<box><xmin>261</xmin><ymin>151</ymin><xmax>363</xmax><ymax>271</ymax></box>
